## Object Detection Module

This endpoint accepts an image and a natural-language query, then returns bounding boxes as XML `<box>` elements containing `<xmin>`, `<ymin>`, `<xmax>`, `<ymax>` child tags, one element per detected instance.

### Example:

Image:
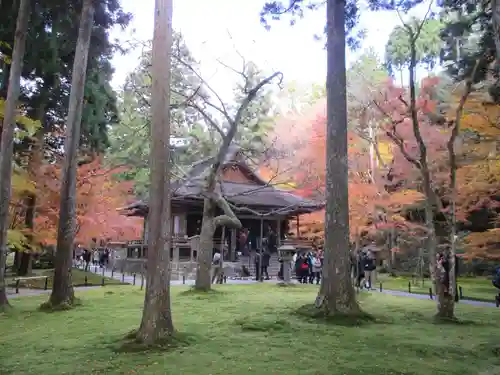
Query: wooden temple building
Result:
<box><xmin>120</xmin><ymin>148</ymin><xmax>323</xmax><ymax>269</ymax></box>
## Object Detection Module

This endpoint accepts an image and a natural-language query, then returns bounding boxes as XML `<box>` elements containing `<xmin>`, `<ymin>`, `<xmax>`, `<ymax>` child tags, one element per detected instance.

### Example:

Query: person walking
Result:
<box><xmin>363</xmin><ymin>250</ymin><xmax>376</xmax><ymax>289</ymax></box>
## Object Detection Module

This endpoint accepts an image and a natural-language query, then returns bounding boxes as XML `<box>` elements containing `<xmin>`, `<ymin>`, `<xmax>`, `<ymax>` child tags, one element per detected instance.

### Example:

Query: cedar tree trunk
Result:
<box><xmin>136</xmin><ymin>0</ymin><xmax>175</xmax><ymax>344</ymax></box>
<box><xmin>0</xmin><ymin>0</ymin><xmax>30</xmax><ymax>310</ymax></box>
<box><xmin>315</xmin><ymin>0</ymin><xmax>359</xmax><ymax>315</ymax></box>
<box><xmin>45</xmin><ymin>0</ymin><xmax>94</xmax><ymax>309</ymax></box>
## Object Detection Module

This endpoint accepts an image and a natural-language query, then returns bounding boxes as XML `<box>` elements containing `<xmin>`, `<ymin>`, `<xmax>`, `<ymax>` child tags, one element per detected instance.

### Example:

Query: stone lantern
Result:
<box><xmin>278</xmin><ymin>244</ymin><xmax>296</xmax><ymax>285</ymax></box>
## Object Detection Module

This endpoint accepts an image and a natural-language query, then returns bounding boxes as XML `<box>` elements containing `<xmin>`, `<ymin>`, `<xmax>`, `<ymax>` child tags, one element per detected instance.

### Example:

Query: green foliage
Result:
<box><xmin>0</xmin><ymin>0</ymin><xmax>130</xmax><ymax>154</ymax></box>
<box><xmin>107</xmin><ymin>33</ymin><xmax>212</xmax><ymax>198</ymax></box>
<box><xmin>385</xmin><ymin>18</ymin><xmax>444</xmax><ymax>75</ymax></box>
<box><xmin>260</xmin><ymin>0</ymin><xmax>364</xmax><ymax>49</ymax></box>
<box><xmin>440</xmin><ymin>0</ymin><xmax>499</xmax><ymax>102</ymax></box>
<box><xmin>231</xmin><ymin>62</ymin><xmax>276</xmax><ymax>158</ymax></box>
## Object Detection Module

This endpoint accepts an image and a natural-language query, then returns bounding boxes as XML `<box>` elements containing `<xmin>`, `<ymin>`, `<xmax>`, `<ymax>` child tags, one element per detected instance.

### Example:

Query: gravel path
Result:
<box><xmin>7</xmin><ymin>286</ymin><xmax>101</xmax><ymax>298</ymax></box>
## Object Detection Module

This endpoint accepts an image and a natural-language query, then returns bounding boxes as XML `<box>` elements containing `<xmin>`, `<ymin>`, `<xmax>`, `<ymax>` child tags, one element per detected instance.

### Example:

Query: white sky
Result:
<box><xmin>110</xmin><ymin>0</ymin><xmax>434</xmax><ymax>100</ymax></box>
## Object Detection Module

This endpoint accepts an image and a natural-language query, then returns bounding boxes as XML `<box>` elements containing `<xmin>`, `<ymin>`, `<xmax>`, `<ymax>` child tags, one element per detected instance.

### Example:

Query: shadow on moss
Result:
<box><xmin>294</xmin><ymin>303</ymin><xmax>377</xmax><ymax>327</ymax></box>
<box><xmin>114</xmin><ymin>329</ymin><xmax>197</xmax><ymax>353</ymax></box>
<box><xmin>178</xmin><ymin>287</ymin><xmax>226</xmax><ymax>300</ymax></box>
<box><xmin>234</xmin><ymin>316</ymin><xmax>292</xmax><ymax>332</ymax></box>
<box><xmin>433</xmin><ymin>315</ymin><xmax>486</xmax><ymax>326</ymax></box>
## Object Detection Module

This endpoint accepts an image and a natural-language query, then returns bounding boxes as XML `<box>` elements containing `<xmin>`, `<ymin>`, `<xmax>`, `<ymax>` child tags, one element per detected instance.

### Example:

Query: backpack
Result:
<box><xmin>300</xmin><ymin>263</ymin><xmax>309</xmax><ymax>270</ymax></box>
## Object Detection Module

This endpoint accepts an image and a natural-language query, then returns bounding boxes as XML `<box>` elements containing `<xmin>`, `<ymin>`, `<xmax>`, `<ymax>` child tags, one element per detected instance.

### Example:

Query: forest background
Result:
<box><xmin>0</xmin><ymin>0</ymin><xmax>498</xmax><ymax>278</ymax></box>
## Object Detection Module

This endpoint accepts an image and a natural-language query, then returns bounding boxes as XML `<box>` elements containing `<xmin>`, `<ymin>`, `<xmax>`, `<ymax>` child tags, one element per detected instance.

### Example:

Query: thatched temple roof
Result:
<box><xmin>121</xmin><ymin>147</ymin><xmax>324</xmax><ymax>218</ymax></box>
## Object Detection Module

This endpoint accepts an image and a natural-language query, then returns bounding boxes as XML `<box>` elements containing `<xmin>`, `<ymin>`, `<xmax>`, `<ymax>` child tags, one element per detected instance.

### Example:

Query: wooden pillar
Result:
<box><xmin>141</xmin><ymin>217</ymin><xmax>147</xmax><ymax>258</ymax></box>
<box><xmin>143</xmin><ymin>216</ymin><xmax>149</xmax><ymax>243</ymax></box>
<box><xmin>296</xmin><ymin>216</ymin><xmax>300</xmax><ymax>238</ymax></box>
<box><xmin>277</xmin><ymin>218</ymin><xmax>282</xmax><ymax>247</ymax></box>
<box><xmin>258</xmin><ymin>218</ymin><xmax>264</xmax><ymax>282</ymax></box>
<box><xmin>230</xmin><ymin>228</ymin><xmax>237</xmax><ymax>261</ymax></box>
<box><xmin>179</xmin><ymin>212</ymin><xmax>187</xmax><ymax>236</ymax></box>
<box><xmin>189</xmin><ymin>235</ymin><xmax>200</xmax><ymax>263</ymax></box>
<box><xmin>173</xmin><ymin>243</ymin><xmax>180</xmax><ymax>267</ymax></box>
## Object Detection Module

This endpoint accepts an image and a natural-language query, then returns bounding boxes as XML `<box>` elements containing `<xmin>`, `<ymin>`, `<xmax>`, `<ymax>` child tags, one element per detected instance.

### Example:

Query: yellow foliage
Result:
<box><xmin>463</xmin><ymin>228</ymin><xmax>500</xmax><ymax>260</ymax></box>
<box><xmin>0</xmin><ymin>99</ymin><xmax>41</xmax><ymax>139</ymax></box>
<box><xmin>387</xmin><ymin>189</ymin><xmax>425</xmax><ymax>210</ymax></box>
<box><xmin>377</xmin><ymin>141</ymin><xmax>393</xmax><ymax>164</ymax></box>
<box><xmin>11</xmin><ymin>167</ymin><xmax>36</xmax><ymax>195</ymax></box>
<box><xmin>449</xmin><ymin>90</ymin><xmax>500</xmax><ymax>137</ymax></box>
<box><xmin>7</xmin><ymin>229</ymin><xmax>30</xmax><ymax>252</ymax></box>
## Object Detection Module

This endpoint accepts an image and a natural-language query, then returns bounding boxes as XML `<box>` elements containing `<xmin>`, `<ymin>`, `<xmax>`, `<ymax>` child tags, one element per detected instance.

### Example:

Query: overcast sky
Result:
<box><xmin>110</xmin><ymin>0</ymin><xmax>434</xmax><ymax>100</ymax></box>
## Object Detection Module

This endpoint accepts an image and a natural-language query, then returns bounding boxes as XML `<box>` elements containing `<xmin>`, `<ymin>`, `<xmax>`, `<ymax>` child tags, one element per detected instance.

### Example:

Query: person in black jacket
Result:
<box><xmin>261</xmin><ymin>250</ymin><xmax>271</xmax><ymax>280</ymax></box>
<box><xmin>363</xmin><ymin>251</ymin><xmax>376</xmax><ymax>289</ymax></box>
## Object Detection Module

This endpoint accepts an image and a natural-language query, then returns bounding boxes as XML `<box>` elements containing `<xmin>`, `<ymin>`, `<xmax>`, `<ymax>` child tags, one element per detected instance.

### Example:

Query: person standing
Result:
<box><xmin>211</xmin><ymin>251</ymin><xmax>222</xmax><ymax>284</ymax></box>
<box><xmin>266</xmin><ymin>225</ymin><xmax>277</xmax><ymax>254</ymax></box>
<box><xmin>239</xmin><ymin>228</ymin><xmax>249</xmax><ymax>256</ymax></box>
<box><xmin>261</xmin><ymin>250</ymin><xmax>271</xmax><ymax>280</ymax></box>
<box><xmin>254</xmin><ymin>251</ymin><xmax>261</xmax><ymax>281</ymax></box>
<box><xmin>312</xmin><ymin>253</ymin><xmax>322</xmax><ymax>285</ymax></box>
<box><xmin>300</xmin><ymin>257</ymin><xmax>310</xmax><ymax>284</ymax></box>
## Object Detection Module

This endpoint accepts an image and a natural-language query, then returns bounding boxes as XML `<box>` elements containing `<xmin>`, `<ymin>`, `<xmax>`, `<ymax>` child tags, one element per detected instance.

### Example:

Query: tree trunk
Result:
<box><xmin>195</xmin><ymin>196</ymin><xmax>241</xmax><ymax>290</ymax></box>
<box><xmin>0</xmin><ymin>0</ymin><xmax>30</xmax><ymax>311</ymax></box>
<box><xmin>19</xmin><ymin>96</ymin><xmax>48</xmax><ymax>277</ymax></box>
<box><xmin>45</xmin><ymin>0</ymin><xmax>94</xmax><ymax>309</ymax></box>
<box><xmin>195</xmin><ymin>199</ymin><xmax>215</xmax><ymax>291</ymax></box>
<box><xmin>17</xmin><ymin>193</ymin><xmax>35</xmax><ymax>276</ymax></box>
<box><xmin>315</xmin><ymin>0</ymin><xmax>359</xmax><ymax>315</ymax></box>
<box><xmin>135</xmin><ymin>0</ymin><xmax>175</xmax><ymax>344</ymax></box>
<box><xmin>492</xmin><ymin>0</ymin><xmax>500</xmax><ymax>67</ymax></box>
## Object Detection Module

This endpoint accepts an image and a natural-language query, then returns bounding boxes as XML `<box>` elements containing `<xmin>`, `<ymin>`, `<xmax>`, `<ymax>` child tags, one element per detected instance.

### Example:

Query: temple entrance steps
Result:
<box><xmin>237</xmin><ymin>253</ymin><xmax>281</xmax><ymax>279</ymax></box>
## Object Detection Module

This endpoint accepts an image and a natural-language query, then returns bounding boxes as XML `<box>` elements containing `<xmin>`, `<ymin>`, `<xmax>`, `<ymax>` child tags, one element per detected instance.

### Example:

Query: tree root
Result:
<box><xmin>39</xmin><ymin>297</ymin><xmax>81</xmax><ymax>312</ymax></box>
<box><xmin>432</xmin><ymin>314</ymin><xmax>459</xmax><ymax>324</ymax></box>
<box><xmin>296</xmin><ymin>303</ymin><xmax>376</xmax><ymax>326</ymax></box>
<box><xmin>114</xmin><ymin>329</ymin><xmax>195</xmax><ymax>353</ymax></box>
<box><xmin>0</xmin><ymin>304</ymin><xmax>12</xmax><ymax>314</ymax></box>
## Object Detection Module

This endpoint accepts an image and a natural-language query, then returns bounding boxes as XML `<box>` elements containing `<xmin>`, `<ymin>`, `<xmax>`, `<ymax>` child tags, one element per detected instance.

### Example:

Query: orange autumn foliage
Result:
<box><xmin>35</xmin><ymin>158</ymin><xmax>142</xmax><ymax>246</ymax></box>
<box><xmin>271</xmin><ymin>106</ymin><xmax>389</xmax><ymax>241</ymax></box>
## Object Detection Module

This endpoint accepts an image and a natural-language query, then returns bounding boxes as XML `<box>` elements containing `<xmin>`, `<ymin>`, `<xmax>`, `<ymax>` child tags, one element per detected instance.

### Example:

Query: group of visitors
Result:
<box><xmin>354</xmin><ymin>249</ymin><xmax>376</xmax><ymax>289</ymax></box>
<box><xmin>293</xmin><ymin>250</ymin><xmax>323</xmax><ymax>284</ymax></box>
<box><xmin>237</xmin><ymin>225</ymin><xmax>278</xmax><ymax>257</ymax></box>
<box><xmin>73</xmin><ymin>238</ymin><xmax>113</xmax><ymax>271</ymax></box>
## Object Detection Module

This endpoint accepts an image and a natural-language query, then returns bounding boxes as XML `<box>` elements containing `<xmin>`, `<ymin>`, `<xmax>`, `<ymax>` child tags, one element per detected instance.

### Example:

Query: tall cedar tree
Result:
<box><xmin>43</xmin><ymin>0</ymin><xmax>95</xmax><ymax>309</ymax></box>
<box><xmin>0</xmin><ymin>0</ymin><xmax>30</xmax><ymax>310</ymax></box>
<box><xmin>135</xmin><ymin>0</ymin><xmax>175</xmax><ymax>344</ymax></box>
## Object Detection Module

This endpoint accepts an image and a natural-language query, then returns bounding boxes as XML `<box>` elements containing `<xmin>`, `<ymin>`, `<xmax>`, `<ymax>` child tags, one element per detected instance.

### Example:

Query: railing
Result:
<box><xmin>282</xmin><ymin>238</ymin><xmax>314</xmax><ymax>250</ymax></box>
<box><xmin>126</xmin><ymin>235</ymin><xmax>226</xmax><ymax>262</ymax></box>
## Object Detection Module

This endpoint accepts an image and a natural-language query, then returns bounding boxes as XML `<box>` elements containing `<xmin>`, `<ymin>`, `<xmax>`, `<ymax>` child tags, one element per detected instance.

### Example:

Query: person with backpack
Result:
<box><xmin>299</xmin><ymin>256</ymin><xmax>310</xmax><ymax>284</ymax></box>
<box><xmin>363</xmin><ymin>250</ymin><xmax>376</xmax><ymax>289</ymax></box>
<box><xmin>356</xmin><ymin>252</ymin><xmax>365</xmax><ymax>288</ymax></box>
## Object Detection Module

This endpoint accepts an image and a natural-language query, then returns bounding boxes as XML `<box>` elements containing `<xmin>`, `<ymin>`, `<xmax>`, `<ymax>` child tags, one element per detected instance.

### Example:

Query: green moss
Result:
<box><xmin>1</xmin><ymin>284</ymin><xmax>499</xmax><ymax>375</ymax></box>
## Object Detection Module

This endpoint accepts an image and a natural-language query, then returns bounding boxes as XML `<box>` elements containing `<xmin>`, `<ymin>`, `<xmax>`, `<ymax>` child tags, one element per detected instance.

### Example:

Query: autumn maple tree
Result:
<box><xmin>35</xmin><ymin>158</ymin><xmax>142</xmax><ymax>246</ymax></box>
